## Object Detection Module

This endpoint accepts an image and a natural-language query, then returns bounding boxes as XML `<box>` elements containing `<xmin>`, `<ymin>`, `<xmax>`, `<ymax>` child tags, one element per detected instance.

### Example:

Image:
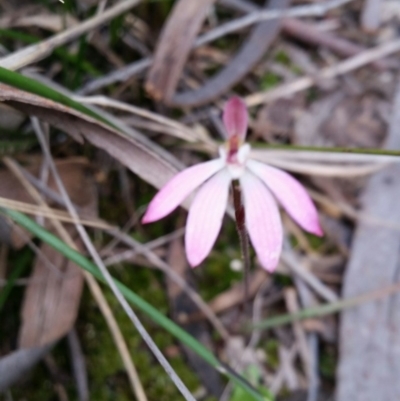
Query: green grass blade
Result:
<box><xmin>1</xmin><ymin>67</ymin><xmax>399</xmax><ymax>158</ymax></box>
<box><xmin>0</xmin><ymin>66</ymin><xmax>114</xmax><ymax>129</ymax></box>
<box><xmin>250</xmin><ymin>283</ymin><xmax>400</xmax><ymax>331</ymax></box>
<box><xmin>253</xmin><ymin>143</ymin><xmax>400</xmax><ymax>157</ymax></box>
<box><xmin>0</xmin><ymin>29</ymin><xmax>100</xmax><ymax>76</ymax></box>
<box><xmin>1</xmin><ymin>208</ymin><xmax>267</xmax><ymax>401</ymax></box>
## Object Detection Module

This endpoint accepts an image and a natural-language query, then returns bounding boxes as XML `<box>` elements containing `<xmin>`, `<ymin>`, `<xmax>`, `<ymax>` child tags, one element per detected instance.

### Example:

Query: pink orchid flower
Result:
<box><xmin>142</xmin><ymin>97</ymin><xmax>322</xmax><ymax>272</ymax></box>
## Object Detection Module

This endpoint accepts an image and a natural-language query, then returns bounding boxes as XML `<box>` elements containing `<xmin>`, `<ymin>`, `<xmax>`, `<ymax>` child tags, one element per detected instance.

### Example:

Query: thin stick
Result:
<box><xmin>195</xmin><ymin>0</ymin><xmax>355</xmax><ymax>47</ymax></box>
<box><xmin>103</xmin><ymin>229</ymin><xmax>185</xmax><ymax>265</ymax></box>
<box><xmin>284</xmin><ymin>288</ymin><xmax>312</xmax><ymax>382</ymax></box>
<box><xmin>246</xmin><ymin>37</ymin><xmax>400</xmax><ymax>107</ymax></box>
<box><xmin>281</xmin><ymin>249</ymin><xmax>338</xmax><ymax>303</ymax></box>
<box><xmin>67</xmin><ymin>329</ymin><xmax>89</xmax><ymax>401</ymax></box>
<box><xmin>2</xmin><ymin>143</ymin><xmax>228</xmax><ymax>339</ymax></box>
<box><xmin>3</xmin><ymin>155</ymin><xmax>148</xmax><ymax>401</ymax></box>
<box><xmin>31</xmin><ymin>119</ymin><xmax>196</xmax><ymax>401</ymax></box>
<box><xmin>79</xmin><ymin>0</ymin><xmax>355</xmax><ymax>94</ymax></box>
<box><xmin>74</xmin><ymin>95</ymin><xmax>198</xmax><ymax>142</ymax></box>
<box><xmin>106</xmin><ymin>228</ymin><xmax>231</xmax><ymax>340</ymax></box>
<box><xmin>0</xmin><ymin>196</ymin><xmax>112</xmax><ymax>229</ymax></box>
<box><xmin>250</xmin><ymin>281</ymin><xmax>400</xmax><ymax>330</ymax></box>
<box><xmin>0</xmin><ymin>0</ymin><xmax>142</xmax><ymax>70</ymax></box>
<box><xmin>231</xmin><ymin>182</ymin><xmax>251</xmax><ymax>307</ymax></box>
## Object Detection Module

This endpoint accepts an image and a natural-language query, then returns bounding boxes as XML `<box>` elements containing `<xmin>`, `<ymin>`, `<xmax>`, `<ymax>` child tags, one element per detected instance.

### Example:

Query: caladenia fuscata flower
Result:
<box><xmin>142</xmin><ymin>97</ymin><xmax>322</xmax><ymax>272</ymax></box>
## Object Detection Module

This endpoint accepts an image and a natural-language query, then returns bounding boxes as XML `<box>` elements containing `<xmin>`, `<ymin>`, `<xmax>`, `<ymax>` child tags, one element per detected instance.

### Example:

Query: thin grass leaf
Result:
<box><xmin>1</xmin><ymin>208</ymin><xmax>266</xmax><ymax>401</ymax></box>
<box><xmin>253</xmin><ymin>143</ymin><xmax>400</xmax><ymax>158</ymax></box>
<box><xmin>0</xmin><ymin>29</ymin><xmax>100</xmax><ymax>75</ymax></box>
<box><xmin>1</xmin><ymin>67</ymin><xmax>399</xmax><ymax>161</ymax></box>
<box><xmin>0</xmin><ymin>66</ymin><xmax>114</xmax><ymax>128</ymax></box>
<box><xmin>249</xmin><ymin>282</ymin><xmax>400</xmax><ymax>330</ymax></box>
<box><xmin>0</xmin><ymin>80</ymin><xmax>183</xmax><ymax>193</ymax></box>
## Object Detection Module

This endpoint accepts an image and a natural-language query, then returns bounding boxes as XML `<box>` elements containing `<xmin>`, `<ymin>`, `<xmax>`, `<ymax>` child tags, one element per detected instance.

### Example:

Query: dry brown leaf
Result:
<box><xmin>320</xmin><ymin>95</ymin><xmax>386</xmax><ymax>149</ymax></box>
<box><xmin>0</xmin><ymin>158</ymin><xmax>96</xmax><ymax>248</ymax></box>
<box><xmin>48</xmin><ymin>159</ymin><xmax>95</xmax><ymax>207</ymax></box>
<box><xmin>0</xmin><ymin>166</ymin><xmax>38</xmax><ymax>204</ymax></box>
<box><xmin>146</xmin><ymin>0</ymin><xmax>290</xmax><ymax>107</ymax></box>
<box><xmin>0</xmin><ymin>160</ymin><xmax>40</xmax><ymax>248</ymax></box>
<box><xmin>18</xmin><ymin>159</ymin><xmax>97</xmax><ymax>348</ymax></box>
<box><xmin>254</xmin><ymin>97</ymin><xmax>304</xmax><ymax>143</ymax></box>
<box><xmin>207</xmin><ymin>269</ymin><xmax>269</xmax><ymax>315</ymax></box>
<box><xmin>0</xmin><ymin>83</ymin><xmax>182</xmax><ymax>193</ymax></box>
<box><xmin>145</xmin><ymin>0</ymin><xmax>216</xmax><ymax>102</ymax></box>
<box><xmin>18</xmin><ymin>239</ymin><xmax>85</xmax><ymax>348</ymax></box>
<box><xmin>0</xmin><ymin>158</ymin><xmax>92</xmax><ymax>206</ymax></box>
<box><xmin>184</xmin><ymin>269</ymin><xmax>270</xmax><ymax>323</ymax></box>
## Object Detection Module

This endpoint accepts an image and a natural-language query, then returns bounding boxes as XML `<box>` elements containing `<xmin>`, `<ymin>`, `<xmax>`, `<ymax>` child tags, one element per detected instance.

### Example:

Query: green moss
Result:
<box><xmin>4</xmin><ymin>258</ymin><xmax>206</xmax><ymax>400</ymax></box>
<box><xmin>275</xmin><ymin>50</ymin><xmax>291</xmax><ymax>66</ymax></box>
<box><xmin>231</xmin><ymin>365</ymin><xmax>274</xmax><ymax>401</ymax></box>
<box><xmin>77</xmin><ymin>264</ymin><xmax>203</xmax><ymax>401</ymax></box>
<box><xmin>264</xmin><ymin>339</ymin><xmax>280</xmax><ymax>370</ymax></box>
<box><xmin>307</xmin><ymin>232</ymin><xmax>326</xmax><ymax>250</ymax></box>
<box><xmin>274</xmin><ymin>50</ymin><xmax>303</xmax><ymax>75</ymax></box>
<box><xmin>260</xmin><ymin>72</ymin><xmax>281</xmax><ymax>91</ymax></box>
<box><xmin>194</xmin><ymin>222</ymin><xmax>244</xmax><ymax>301</ymax></box>
<box><xmin>320</xmin><ymin>346</ymin><xmax>336</xmax><ymax>379</ymax></box>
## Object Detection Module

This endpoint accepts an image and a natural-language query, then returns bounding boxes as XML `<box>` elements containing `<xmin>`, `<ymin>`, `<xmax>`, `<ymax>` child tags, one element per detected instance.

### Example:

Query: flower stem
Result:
<box><xmin>231</xmin><ymin>182</ymin><xmax>251</xmax><ymax>306</ymax></box>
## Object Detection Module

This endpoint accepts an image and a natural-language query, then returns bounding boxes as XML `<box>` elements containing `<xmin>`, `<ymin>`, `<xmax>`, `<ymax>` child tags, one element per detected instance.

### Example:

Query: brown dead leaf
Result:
<box><xmin>293</xmin><ymin>91</ymin><xmax>345</xmax><ymax>147</ymax></box>
<box><xmin>18</xmin><ymin>159</ymin><xmax>97</xmax><ymax>348</ymax></box>
<box><xmin>47</xmin><ymin>159</ymin><xmax>95</xmax><ymax>208</ymax></box>
<box><xmin>320</xmin><ymin>95</ymin><xmax>386</xmax><ymax>149</ymax></box>
<box><xmin>0</xmin><ymin>83</ymin><xmax>182</xmax><ymax>193</ymax></box>
<box><xmin>0</xmin><ymin>158</ymin><xmax>91</xmax><ymax>207</ymax></box>
<box><xmin>185</xmin><ymin>269</ymin><xmax>270</xmax><ymax>322</ymax></box>
<box><xmin>0</xmin><ymin>160</ymin><xmax>41</xmax><ymax>248</ymax></box>
<box><xmin>0</xmin><ymin>158</ymin><xmax>96</xmax><ymax>248</ymax></box>
<box><xmin>0</xmin><ymin>165</ymin><xmax>38</xmax><ymax>204</ymax></box>
<box><xmin>254</xmin><ymin>97</ymin><xmax>304</xmax><ymax>143</ymax></box>
<box><xmin>208</xmin><ymin>269</ymin><xmax>269</xmax><ymax>315</ymax></box>
<box><xmin>145</xmin><ymin>0</ymin><xmax>216</xmax><ymax>102</ymax></box>
<box><xmin>146</xmin><ymin>0</ymin><xmax>290</xmax><ymax>107</ymax></box>
<box><xmin>18</xmin><ymin>239</ymin><xmax>84</xmax><ymax>348</ymax></box>
<box><xmin>294</xmin><ymin>92</ymin><xmax>387</xmax><ymax>210</ymax></box>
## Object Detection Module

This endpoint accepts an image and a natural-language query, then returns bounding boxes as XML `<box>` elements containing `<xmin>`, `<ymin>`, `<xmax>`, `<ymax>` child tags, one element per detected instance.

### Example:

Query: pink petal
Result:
<box><xmin>240</xmin><ymin>171</ymin><xmax>282</xmax><ymax>272</ymax></box>
<box><xmin>247</xmin><ymin>160</ymin><xmax>322</xmax><ymax>236</ymax></box>
<box><xmin>222</xmin><ymin>96</ymin><xmax>248</xmax><ymax>140</ymax></box>
<box><xmin>185</xmin><ymin>169</ymin><xmax>231</xmax><ymax>267</ymax></box>
<box><xmin>142</xmin><ymin>159</ymin><xmax>223</xmax><ymax>224</ymax></box>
